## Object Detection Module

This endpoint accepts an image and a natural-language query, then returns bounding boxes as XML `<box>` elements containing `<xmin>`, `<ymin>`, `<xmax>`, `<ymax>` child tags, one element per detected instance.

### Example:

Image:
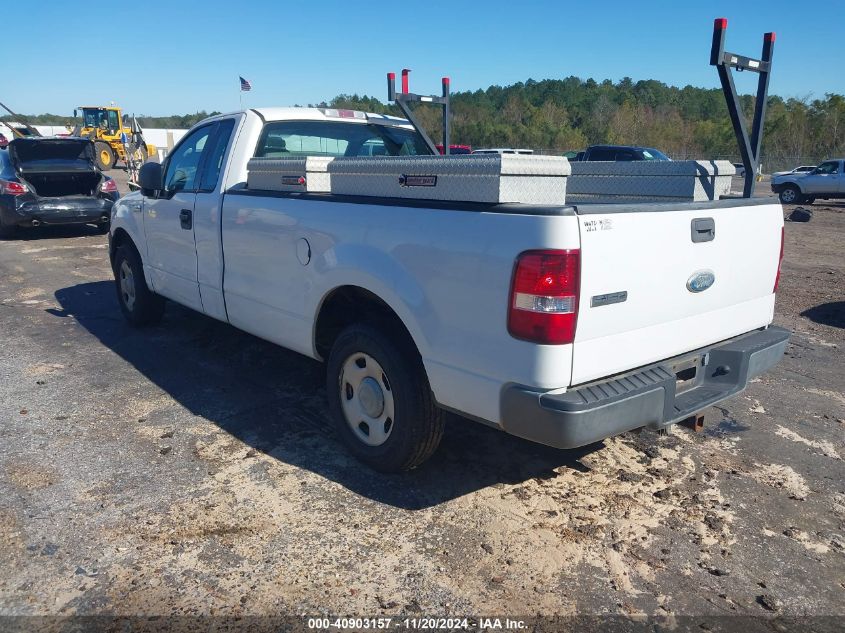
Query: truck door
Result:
<box><xmin>143</xmin><ymin>123</ymin><xmax>217</xmax><ymax>311</ymax></box>
<box><xmin>193</xmin><ymin>118</ymin><xmax>237</xmax><ymax>321</ymax></box>
<box><xmin>801</xmin><ymin>160</ymin><xmax>839</xmax><ymax>195</ymax></box>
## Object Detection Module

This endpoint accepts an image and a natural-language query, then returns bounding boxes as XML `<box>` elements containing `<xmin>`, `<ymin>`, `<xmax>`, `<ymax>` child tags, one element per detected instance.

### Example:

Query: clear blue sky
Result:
<box><xmin>7</xmin><ymin>0</ymin><xmax>843</xmax><ymax>116</ymax></box>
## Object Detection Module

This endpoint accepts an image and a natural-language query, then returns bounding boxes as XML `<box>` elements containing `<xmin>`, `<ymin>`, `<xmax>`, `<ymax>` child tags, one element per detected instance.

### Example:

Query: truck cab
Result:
<box><xmin>771</xmin><ymin>159</ymin><xmax>845</xmax><ymax>204</ymax></box>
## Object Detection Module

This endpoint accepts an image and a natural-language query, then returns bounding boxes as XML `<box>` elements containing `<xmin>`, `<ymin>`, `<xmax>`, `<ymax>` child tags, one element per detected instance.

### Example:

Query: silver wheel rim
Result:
<box><xmin>782</xmin><ymin>188</ymin><xmax>797</xmax><ymax>203</ymax></box>
<box><xmin>119</xmin><ymin>260</ymin><xmax>136</xmax><ymax>312</ymax></box>
<box><xmin>339</xmin><ymin>352</ymin><xmax>395</xmax><ymax>447</ymax></box>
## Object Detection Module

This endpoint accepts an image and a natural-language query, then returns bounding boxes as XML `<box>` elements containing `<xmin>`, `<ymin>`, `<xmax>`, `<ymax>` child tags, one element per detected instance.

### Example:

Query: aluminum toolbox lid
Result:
<box><xmin>570</xmin><ymin>160</ymin><xmax>736</xmax><ymax>176</ymax></box>
<box><xmin>246</xmin><ymin>156</ymin><xmax>334</xmax><ymax>192</ymax></box>
<box><xmin>325</xmin><ymin>154</ymin><xmax>571</xmax><ymax>177</ymax></box>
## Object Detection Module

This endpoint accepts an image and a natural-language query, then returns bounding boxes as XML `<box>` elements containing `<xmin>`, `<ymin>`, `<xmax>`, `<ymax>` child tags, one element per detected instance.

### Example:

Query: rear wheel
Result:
<box><xmin>326</xmin><ymin>324</ymin><xmax>444</xmax><ymax>472</ymax></box>
<box><xmin>95</xmin><ymin>142</ymin><xmax>115</xmax><ymax>171</ymax></box>
<box><xmin>778</xmin><ymin>185</ymin><xmax>801</xmax><ymax>205</ymax></box>
<box><xmin>113</xmin><ymin>243</ymin><xmax>165</xmax><ymax>326</ymax></box>
<box><xmin>804</xmin><ymin>197</ymin><xmax>816</xmax><ymax>205</ymax></box>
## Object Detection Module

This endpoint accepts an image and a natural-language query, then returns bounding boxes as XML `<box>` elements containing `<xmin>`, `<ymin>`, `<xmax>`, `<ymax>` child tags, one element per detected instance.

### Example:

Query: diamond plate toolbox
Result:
<box><xmin>567</xmin><ymin>160</ymin><xmax>736</xmax><ymax>203</ymax></box>
<box><xmin>247</xmin><ymin>154</ymin><xmax>570</xmax><ymax>204</ymax></box>
<box><xmin>247</xmin><ymin>156</ymin><xmax>333</xmax><ymax>193</ymax></box>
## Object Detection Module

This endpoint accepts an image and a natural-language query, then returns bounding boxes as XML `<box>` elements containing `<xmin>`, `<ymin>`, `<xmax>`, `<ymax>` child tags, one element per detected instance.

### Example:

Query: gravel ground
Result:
<box><xmin>0</xmin><ymin>172</ymin><xmax>843</xmax><ymax>630</ymax></box>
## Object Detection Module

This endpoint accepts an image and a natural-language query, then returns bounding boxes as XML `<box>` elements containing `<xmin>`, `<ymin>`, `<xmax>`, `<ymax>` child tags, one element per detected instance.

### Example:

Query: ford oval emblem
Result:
<box><xmin>687</xmin><ymin>270</ymin><xmax>716</xmax><ymax>293</ymax></box>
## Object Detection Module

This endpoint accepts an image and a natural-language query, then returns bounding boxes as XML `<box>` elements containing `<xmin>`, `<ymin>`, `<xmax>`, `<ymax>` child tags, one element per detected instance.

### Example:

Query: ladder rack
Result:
<box><xmin>710</xmin><ymin>18</ymin><xmax>775</xmax><ymax>197</ymax></box>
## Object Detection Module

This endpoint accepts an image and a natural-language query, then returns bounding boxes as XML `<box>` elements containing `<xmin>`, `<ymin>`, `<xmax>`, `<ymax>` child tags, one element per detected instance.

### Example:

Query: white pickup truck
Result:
<box><xmin>109</xmin><ymin>107</ymin><xmax>789</xmax><ymax>472</ymax></box>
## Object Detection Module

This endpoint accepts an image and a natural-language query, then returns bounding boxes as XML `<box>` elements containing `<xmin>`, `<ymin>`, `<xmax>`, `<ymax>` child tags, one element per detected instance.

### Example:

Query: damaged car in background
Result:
<box><xmin>0</xmin><ymin>137</ymin><xmax>119</xmax><ymax>238</ymax></box>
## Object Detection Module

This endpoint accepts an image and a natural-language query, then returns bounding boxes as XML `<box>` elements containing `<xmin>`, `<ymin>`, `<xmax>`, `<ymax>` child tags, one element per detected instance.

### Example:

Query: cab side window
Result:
<box><xmin>815</xmin><ymin>161</ymin><xmax>838</xmax><ymax>175</ymax></box>
<box><xmin>164</xmin><ymin>126</ymin><xmax>213</xmax><ymax>193</ymax></box>
<box><xmin>588</xmin><ymin>148</ymin><xmax>614</xmax><ymax>161</ymax></box>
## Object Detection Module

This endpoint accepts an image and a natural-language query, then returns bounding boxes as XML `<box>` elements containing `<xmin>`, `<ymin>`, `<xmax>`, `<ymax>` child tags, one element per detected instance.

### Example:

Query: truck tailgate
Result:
<box><xmin>571</xmin><ymin>200</ymin><xmax>783</xmax><ymax>385</ymax></box>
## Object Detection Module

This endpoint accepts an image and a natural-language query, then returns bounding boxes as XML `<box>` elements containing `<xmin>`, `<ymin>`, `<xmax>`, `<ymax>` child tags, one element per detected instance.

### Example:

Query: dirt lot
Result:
<box><xmin>0</xmin><ymin>172</ymin><xmax>843</xmax><ymax>630</ymax></box>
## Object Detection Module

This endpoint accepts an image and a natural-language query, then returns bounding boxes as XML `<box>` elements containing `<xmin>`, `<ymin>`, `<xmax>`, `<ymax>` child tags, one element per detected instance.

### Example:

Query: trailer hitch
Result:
<box><xmin>710</xmin><ymin>18</ymin><xmax>775</xmax><ymax>198</ymax></box>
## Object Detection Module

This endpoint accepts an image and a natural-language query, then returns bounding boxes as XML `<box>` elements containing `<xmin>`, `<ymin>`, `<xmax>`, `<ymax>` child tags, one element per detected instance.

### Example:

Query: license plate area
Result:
<box><xmin>672</xmin><ymin>356</ymin><xmax>702</xmax><ymax>393</ymax></box>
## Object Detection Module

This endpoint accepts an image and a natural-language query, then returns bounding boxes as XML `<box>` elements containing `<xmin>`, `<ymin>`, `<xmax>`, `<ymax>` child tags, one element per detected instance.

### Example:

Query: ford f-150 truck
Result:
<box><xmin>108</xmin><ymin>107</ymin><xmax>789</xmax><ymax>472</ymax></box>
<box><xmin>771</xmin><ymin>158</ymin><xmax>845</xmax><ymax>204</ymax></box>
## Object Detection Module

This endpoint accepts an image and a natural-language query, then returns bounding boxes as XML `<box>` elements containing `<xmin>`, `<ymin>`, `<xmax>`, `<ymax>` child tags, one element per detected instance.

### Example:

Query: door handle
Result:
<box><xmin>179</xmin><ymin>209</ymin><xmax>192</xmax><ymax>230</ymax></box>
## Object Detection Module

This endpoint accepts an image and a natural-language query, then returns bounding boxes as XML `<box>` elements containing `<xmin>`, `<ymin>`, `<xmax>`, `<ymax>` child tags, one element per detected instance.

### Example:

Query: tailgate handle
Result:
<box><xmin>691</xmin><ymin>217</ymin><xmax>715</xmax><ymax>243</ymax></box>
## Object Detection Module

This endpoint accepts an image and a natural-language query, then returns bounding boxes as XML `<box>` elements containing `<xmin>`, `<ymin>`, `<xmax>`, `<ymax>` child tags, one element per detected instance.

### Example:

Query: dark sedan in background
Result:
<box><xmin>0</xmin><ymin>137</ymin><xmax>119</xmax><ymax>238</ymax></box>
<box><xmin>570</xmin><ymin>144</ymin><xmax>672</xmax><ymax>162</ymax></box>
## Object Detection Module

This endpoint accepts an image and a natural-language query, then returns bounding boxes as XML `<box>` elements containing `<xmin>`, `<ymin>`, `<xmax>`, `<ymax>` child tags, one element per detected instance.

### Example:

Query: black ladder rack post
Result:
<box><xmin>386</xmin><ymin>69</ymin><xmax>451</xmax><ymax>155</ymax></box>
<box><xmin>710</xmin><ymin>17</ymin><xmax>776</xmax><ymax>197</ymax></box>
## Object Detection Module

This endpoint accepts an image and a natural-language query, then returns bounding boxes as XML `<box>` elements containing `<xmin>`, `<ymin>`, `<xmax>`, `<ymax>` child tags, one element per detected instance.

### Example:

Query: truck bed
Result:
<box><xmin>221</xmin><ymin>167</ymin><xmax>782</xmax><ymax>426</ymax></box>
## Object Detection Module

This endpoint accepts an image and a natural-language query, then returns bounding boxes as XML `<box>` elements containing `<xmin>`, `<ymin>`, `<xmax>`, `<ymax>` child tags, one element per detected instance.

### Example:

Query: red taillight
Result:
<box><xmin>773</xmin><ymin>226</ymin><xmax>785</xmax><ymax>292</ymax></box>
<box><xmin>0</xmin><ymin>179</ymin><xmax>28</xmax><ymax>196</ymax></box>
<box><xmin>508</xmin><ymin>249</ymin><xmax>580</xmax><ymax>344</ymax></box>
<box><xmin>100</xmin><ymin>179</ymin><xmax>118</xmax><ymax>193</ymax></box>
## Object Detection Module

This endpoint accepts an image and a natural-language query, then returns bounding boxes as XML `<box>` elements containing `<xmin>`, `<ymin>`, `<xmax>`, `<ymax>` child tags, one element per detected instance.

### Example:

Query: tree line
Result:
<box><xmin>6</xmin><ymin>77</ymin><xmax>843</xmax><ymax>167</ymax></box>
<box><xmin>0</xmin><ymin>111</ymin><xmax>222</xmax><ymax>130</ymax></box>
<box><xmin>328</xmin><ymin>78</ymin><xmax>844</xmax><ymax>167</ymax></box>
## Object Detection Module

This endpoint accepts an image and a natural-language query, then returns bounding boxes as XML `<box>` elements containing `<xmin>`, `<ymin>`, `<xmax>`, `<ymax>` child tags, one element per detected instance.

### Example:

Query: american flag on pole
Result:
<box><xmin>239</xmin><ymin>76</ymin><xmax>252</xmax><ymax>92</ymax></box>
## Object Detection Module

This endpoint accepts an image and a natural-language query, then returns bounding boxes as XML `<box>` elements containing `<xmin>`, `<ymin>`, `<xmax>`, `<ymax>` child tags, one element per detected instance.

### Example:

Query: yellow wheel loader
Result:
<box><xmin>72</xmin><ymin>106</ymin><xmax>156</xmax><ymax>172</ymax></box>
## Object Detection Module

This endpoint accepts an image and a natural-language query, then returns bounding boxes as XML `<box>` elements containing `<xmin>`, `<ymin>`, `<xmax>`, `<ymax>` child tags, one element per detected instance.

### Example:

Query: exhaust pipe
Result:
<box><xmin>100</xmin><ymin>215</ymin><xmax>109</xmax><ymax>223</ymax></box>
<box><xmin>31</xmin><ymin>219</ymin><xmax>41</xmax><ymax>227</ymax></box>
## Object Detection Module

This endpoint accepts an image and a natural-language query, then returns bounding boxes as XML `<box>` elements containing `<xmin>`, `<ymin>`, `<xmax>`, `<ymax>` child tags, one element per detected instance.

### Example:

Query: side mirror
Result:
<box><xmin>139</xmin><ymin>162</ymin><xmax>163</xmax><ymax>197</ymax></box>
<box><xmin>73</xmin><ymin>109</ymin><xmax>77</xmax><ymax>118</ymax></box>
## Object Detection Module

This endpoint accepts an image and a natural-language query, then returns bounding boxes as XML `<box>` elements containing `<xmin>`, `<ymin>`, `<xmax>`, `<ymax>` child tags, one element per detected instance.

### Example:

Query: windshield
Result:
<box><xmin>82</xmin><ymin>109</ymin><xmax>108</xmax><ymax>130</ymax></box>
<box><xmin>640</xmin><ymin>148</ymin><xmax>671</xmax><ymax>161</ymax></box>
<box><xmin>255</xmin><ymin>121</ymin><xmax>432</xmax><ymax>158</ymax></box>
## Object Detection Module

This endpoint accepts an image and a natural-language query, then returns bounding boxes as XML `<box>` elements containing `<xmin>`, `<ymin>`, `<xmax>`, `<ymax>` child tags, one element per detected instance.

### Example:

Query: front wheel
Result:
<box><xmin>112</xmin><ymin>244</ymin><xmax>165</xmax><ymax>326</ymax></box>
<box><xmin>778</xmin><ymin>185</ymin><xmax>801</xmax><ymax>204</ymax></box>
<box><xmin>326</xmin><ymin>324</ymin><xmax>444</xmax><ymax>472</ymax></box>
<box><xmin>94</xmin><ymin>142</ymin><xmax>115</xmax><ymax>171</ymax></box>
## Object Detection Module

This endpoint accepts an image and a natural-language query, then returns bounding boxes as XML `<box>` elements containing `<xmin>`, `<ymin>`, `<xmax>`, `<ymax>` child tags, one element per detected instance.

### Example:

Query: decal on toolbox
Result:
<box><xmin>398</xmin><ymin>175</ymin><xmax>438</xmax><ymax>187</ymax></box>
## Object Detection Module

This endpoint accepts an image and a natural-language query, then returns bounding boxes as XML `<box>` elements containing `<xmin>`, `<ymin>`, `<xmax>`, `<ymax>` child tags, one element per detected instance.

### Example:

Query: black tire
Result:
<box><xmin>0</xmin><ymin>215</ymin><xmax>17</xmax><ymax>239</ymax></box>
<box><xmin>778</xmin><ymin>185</ymin><xmax>801</xmax><ymax>205</ymax></box>
<box><xmin>94</xmin><ymin>142</ymin><xmax>115</xmax><ymax>171</ymax></box>
<box><xmin>112</xmin><ymin>243</ymin><xmax>165</xmax><ymax>326</ymax></box>
<box><xmin>96</xmin><ymin>221</ymin><xmax>111</xmax><ymax>234</ymax></box>
<box><xmin>326</xmin><ymin>323</ymin><xmax>444</xmax><ymax>472</ymax></box>
<box><xmin>804</xmin><ymin>197</ymin><xmax>815</xmax><ymax>205</ymax></box>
